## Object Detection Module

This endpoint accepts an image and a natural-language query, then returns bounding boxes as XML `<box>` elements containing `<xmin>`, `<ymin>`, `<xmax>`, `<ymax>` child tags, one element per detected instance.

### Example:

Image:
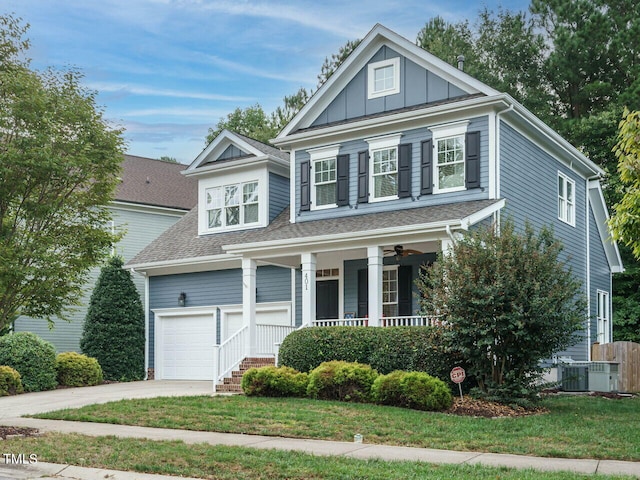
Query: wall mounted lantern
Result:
<box><xmin>178</xmin><ymin>292</ymin><xmax>187</xmax><ymax>307</ymax></box>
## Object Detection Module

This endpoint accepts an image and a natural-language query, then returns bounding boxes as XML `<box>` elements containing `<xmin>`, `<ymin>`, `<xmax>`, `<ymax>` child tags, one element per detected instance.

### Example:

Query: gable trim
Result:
<box><xmin>276</xmin><ymin>24</ymin><xmax>499</xmax><ymax>139</ymax></box>
<box><xmin>588</xmin><ymin>180</ymin><xmax>623</xmax><ymax>273</ymax></box>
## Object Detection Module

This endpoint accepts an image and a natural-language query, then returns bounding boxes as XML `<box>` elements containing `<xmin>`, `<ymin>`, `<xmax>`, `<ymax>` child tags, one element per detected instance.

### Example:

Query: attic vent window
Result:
<box><xmin>368</xmin><ymin>57</ymin><xmax>400</xmax><ymax>99</ymax></box>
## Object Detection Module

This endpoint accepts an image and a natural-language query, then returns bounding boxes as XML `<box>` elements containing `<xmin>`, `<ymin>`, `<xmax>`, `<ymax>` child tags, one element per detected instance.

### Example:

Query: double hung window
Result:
<box><xmin>314</xmin><ymin>158</ymin><xmax>337</xmax><ymax>207</ymax></box>
<box><xmin>382</xmin><ymin>267</ymin><xmax>398</xmax><ymax>318</ymax></box>
<box><xmin>558</xmin><ymin>172</ymin><xmax>575</xmax><ymax>226</ymax></box>
<box><xmin>430</xmin><ymin>121</ymin><xmax>469</xmax><ymax>194</ymax></box>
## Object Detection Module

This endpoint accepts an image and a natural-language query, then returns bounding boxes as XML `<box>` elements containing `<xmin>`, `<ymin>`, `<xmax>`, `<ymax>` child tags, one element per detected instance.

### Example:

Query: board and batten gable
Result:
<box><xmin>499</xmin><ymin>121</ymin><xmax>589</xmax><ymax>360</ymax></box>
<box><xmin>147</xmin><ymin>266</ymin><xmax>291</xmax><ymax>368</ymax></box>
<box><xmin>294</xmin><ymin>116</ymin><xmax>489</xmax><ymax>221</ymax></box>
<box><xmin>15</xmin><ymin>204</ymin><xmax>185</xmax><ymax>353</ymax></box>
<box><xmin>311</xmin><ymin>46</ymin><xmax>468</xmax><ymax>128</ymax></box>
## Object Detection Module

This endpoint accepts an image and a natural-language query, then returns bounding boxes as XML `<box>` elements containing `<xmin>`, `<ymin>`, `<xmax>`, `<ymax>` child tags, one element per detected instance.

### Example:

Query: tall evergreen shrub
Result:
<box><xmin>80</xmin><ymin>256</ymin><xmax>144</xmax><ymax>381</ymax></box>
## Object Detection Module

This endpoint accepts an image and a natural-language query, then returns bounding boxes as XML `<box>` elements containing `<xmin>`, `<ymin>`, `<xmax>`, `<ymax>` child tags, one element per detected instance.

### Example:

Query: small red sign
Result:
<box><xmin>450</xmin><ymin>366</ymin><xmax>466</xmax><ymax>384</ymax></box>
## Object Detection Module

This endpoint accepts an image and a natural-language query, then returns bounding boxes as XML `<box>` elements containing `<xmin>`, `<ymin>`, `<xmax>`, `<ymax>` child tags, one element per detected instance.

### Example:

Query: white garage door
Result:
<box><xmin>157</xmin><ymin>314</ymin><xmax>216</xmax><ymax>380</ymax></box>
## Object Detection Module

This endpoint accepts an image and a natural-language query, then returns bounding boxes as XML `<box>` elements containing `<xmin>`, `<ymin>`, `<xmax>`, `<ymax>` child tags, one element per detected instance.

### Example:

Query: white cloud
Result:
<box><xmin>90</xmin><ymin>82</ymin><xmax>253</xmax><ymax>102</ymax></box>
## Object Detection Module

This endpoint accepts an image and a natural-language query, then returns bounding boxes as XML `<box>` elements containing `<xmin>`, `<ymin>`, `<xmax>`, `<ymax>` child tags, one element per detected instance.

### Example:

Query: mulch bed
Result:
<box><xmin>0</xmin><ymin>426</ymin><xmax>40</xmax><ymax>439</ymax></box>
<box><xmin>447</xmin><ymin>396</ymin><xmax>548</xmax><ymax>418</ymax></box>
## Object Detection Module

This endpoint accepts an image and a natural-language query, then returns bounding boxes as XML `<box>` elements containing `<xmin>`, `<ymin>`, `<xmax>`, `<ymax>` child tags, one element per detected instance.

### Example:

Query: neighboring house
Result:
<box><xmin>127</xmin><ymin>24</ymin><xmax>623</xmax><ymax>386</ymax></box>
<box><xmin>15</xmin><ymin>155</ymin><xmax>196</xmax><ymax>353</ymax></box>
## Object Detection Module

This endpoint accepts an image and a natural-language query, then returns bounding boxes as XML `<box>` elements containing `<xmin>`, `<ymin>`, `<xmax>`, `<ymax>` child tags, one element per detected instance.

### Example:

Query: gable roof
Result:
<box><xmin>588</xmin><ymin>181</ymin><xmax>623</xmax><ymax>273</ymax></box>
<box><xmin>276</xmin><ymin>23</ymin><xmax>499</xmax><ymax>139</ymax></box>
<box><xmin>185</xmin><ymin>129</ymin><xmax>288</xmax><ymax>176</ymax></box>
<box><xmin>116</xmin><ymin>155</ymin><xmax>196</xmax><ymax>210</ymax></box>
<box><xmin>127</xmin><ymin>199</ymin><xmax>503</xmax><ymax>271</ymax></box>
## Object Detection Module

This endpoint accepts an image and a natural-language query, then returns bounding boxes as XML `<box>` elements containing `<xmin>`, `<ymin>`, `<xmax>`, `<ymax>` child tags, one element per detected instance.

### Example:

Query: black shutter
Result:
<box><xmin>357</xmin><ymin>150</ymin><xmax>369</xmax><ymax>203</ymax></box>
<box><xmin>336</xmin><ymin>154</ymin><xmax>349</xmax><ymax>206</ymax></box>
<box><xmin>300</xmin><ymin>160</ymin><xmax>311</xmax><ymax>211</ymax></box>
<box><xmin>357</xmin><ymin>268</ymin><xmax>368</xmax><ymax>318</ymax></box>
<box><xmin>465</xmin><ymin>131</ymin><xmax>480</xmax><ymax>189</ymax></box>
<box><xmin>420</xmin><ymin>140</ymin><xmax>433</xmax><ymax>195</ymax></box>
<box><xmin>398</xmin><ymin>143</ymin><xmax>412</xmax><ymax>198</ymax></box>
<box><xmin>398</xmin><ymin>265</ymin><xmax>413</xmax><ymax>316</ymax></box>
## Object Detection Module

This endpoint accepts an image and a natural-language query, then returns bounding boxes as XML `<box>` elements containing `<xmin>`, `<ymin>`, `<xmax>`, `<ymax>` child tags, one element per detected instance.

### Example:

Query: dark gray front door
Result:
<box><xmin>316</xmin><ymin>279</ymin><xmax>339</xmax><ymax>320</ymax></box>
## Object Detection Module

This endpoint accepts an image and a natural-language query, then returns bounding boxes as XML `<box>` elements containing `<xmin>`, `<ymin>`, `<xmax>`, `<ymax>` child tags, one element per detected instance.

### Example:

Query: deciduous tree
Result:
<box><xmin>0</xmin><ymin>15</ymin><xmax>123</xmax><ymax>331</ymax></box>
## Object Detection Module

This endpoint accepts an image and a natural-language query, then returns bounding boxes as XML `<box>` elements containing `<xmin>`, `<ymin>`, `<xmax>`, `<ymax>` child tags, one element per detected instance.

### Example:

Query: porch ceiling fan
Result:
<box><xmin>383</xmin><ymin>245</ymin><xmax>423</xmax><ymax>258</ymax></box>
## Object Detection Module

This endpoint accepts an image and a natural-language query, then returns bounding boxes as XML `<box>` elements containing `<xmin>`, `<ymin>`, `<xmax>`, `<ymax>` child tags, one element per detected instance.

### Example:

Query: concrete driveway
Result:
<box><xmin>0</xmin><ymin>380</ymin><xmax>212</xmax><ymax>419</ymax></box>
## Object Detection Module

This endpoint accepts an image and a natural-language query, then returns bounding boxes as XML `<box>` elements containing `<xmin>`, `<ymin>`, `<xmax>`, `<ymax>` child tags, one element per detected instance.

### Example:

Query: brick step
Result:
<box><xmin>215</xmin><ymin>357</ymin><xmax>275</xmax><ymax>394</ymax></box>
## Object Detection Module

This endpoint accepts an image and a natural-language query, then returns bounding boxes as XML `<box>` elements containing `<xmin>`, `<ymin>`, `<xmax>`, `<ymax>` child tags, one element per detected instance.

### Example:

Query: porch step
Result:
<box><xmin>214</xmin><ymin>357</ymin><xmax>275</xmax><ymax>394</ymax></box>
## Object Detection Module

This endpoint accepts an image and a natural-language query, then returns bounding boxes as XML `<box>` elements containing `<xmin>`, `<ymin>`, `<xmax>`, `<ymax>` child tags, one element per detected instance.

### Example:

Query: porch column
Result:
<box><xmin>441</xmin><ymin>237</ymin><xmax>455</xmax><ymax>256</ymax></box>
<box><xmin>242</xmin><ymin>257</ymin><xmax>257</xmax><ymax>356</ymax></box>
<box><xmin>301</xmin><ymin>252</ymin><xmax>317</xmax><ymax>326</ymax></box>
<box><xmin>367</xmin><ymin>246</ymin><xmax>383</xmax><ymax>327</ymax></box>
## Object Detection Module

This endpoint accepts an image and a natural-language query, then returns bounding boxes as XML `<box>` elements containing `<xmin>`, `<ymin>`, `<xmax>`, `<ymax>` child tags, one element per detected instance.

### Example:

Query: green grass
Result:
<box><xmin>3</xmin><ymin>433</ymin><xmax>635</xmax><ymax>480</ymax></box>
<box><xmin>34</xmin><ymin>394</ymin><xmax>640</xmax><ymax>461</ymax></box>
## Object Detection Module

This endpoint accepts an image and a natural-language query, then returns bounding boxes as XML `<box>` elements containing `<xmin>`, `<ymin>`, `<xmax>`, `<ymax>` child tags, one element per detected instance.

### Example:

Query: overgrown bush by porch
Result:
<box><xmin>278</xmin><ymin>326</ymin><xmax>462</xmax><ymax>384</ymax></box>
<box><xmin>241</xmin><ymin>365</ymin><xmax>308</xmax><ymax>397</ymax></box>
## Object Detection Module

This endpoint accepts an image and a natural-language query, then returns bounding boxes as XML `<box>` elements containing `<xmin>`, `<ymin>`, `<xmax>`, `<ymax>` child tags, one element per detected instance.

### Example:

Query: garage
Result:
<box><xmin>154</xmin><ymin>309</ymin><xmax>216</xmax><ymax>380</ymax></box>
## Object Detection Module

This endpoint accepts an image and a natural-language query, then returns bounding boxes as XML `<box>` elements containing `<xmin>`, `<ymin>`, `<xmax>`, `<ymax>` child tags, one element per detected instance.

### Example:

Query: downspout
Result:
<box><xmin>494</xmin><ymin>102</ymin><xmax>514</xmax><ymax>230</ymax></box>
<box><xmin>131</xmin><ymin>268</ymin><xmax>150</xmax><ymax>380</ymax></box>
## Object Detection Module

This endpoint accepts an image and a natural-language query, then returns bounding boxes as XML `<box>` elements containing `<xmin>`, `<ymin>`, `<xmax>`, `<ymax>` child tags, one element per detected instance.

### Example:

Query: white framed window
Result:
<box><xmin>430</xmin><ymin>121</ymin><xmax>469</xmax><ymax>194</ymax></box>
<box><xmin>205</xmin><ymin>180</ymin><xmax>259</xmax><ymax>230</ymax></box>
<box><xmin>368</xmin><ymin>57</ymin><xmax>400</xmax><ymax>99</ymax></box>
<box><xmin>382</xmin><ymin>267</ymin><xmax>398</xmax><ymax>318</ymax></box>
<box><xmin>366</xmin><ymin>133</ymin><xmax>402</xmax><ymax>202</ymax></box>
<box><xmin>596</xmin><ymin>290</ymin><xmax>610</xmax><ymax>344</ymax></box>
<box><xmin>308</xmin><ymin>144</ymin><xmax>340</xmax><ymax>210</ymax></box>
<box><xmin>558</xmin><ymin>172</ymin><xmax>575</xmax><ymax>226</ymax></box>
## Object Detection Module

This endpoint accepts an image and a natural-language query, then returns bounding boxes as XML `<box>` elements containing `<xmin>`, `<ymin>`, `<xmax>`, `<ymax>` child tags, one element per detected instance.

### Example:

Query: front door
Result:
<box><xmin>316</xmin><ymin>279</ymin><xmax>339</xmax><ymax>320</ymax></box>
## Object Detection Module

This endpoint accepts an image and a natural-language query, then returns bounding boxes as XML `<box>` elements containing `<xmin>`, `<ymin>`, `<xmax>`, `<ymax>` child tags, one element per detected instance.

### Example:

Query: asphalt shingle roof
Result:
<box><xmin>127</xmin><ymin>199</ymin><xmax>502</xmax><ymax>266</ymax></box>
<box><xmin>116</xmin><ymin>155</ymin><xmax>197</xmax><ymax>210</ymax></box>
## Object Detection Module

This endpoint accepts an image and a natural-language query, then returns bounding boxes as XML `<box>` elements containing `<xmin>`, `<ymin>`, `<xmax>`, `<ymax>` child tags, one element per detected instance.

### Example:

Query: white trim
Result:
<box><xmin>558</xmin><ymin>171</ymin><xmax>575</xmax><ymax>227</ymax></box>
<box><xmin>290</xmin><ymin>148</ymin><xmax>296</xmax><ymax>223</ymax></box>
<box><xmin>487</xmin><ymin>111</ymin><xmax>497</xmax><ymax>200</ymax></box>
<box><xmin>368</xmin><ymin>57</ymin><xmax>400</xmax><ymax>99</ymax></box>
<box><xmin>308</xmin><ymin>144</ymin><xmax>340</xmax><ymax>211</ymax></box>
<box><xmin>585</xmin><ymin>176</ymin><xmax>591</xmax><ymax>360</ymax></box>
<box><xmin>587</xmin><ymin>180</ymin><xmax>624</xmax><ymax>273</ymax></box>
<box><xmin>366</xmin><ymin>133</ymin><xmax>402</xmax><ymax>202</ymax></box>
<box><xmin>596</xmin><ymin>289</ymin><xmax>611</xmax><ymax>344</ymax></box>
<box><xmin>430</xmin><ymin>121</ymin><xmax>469</xmax><ymax>194</ymax></box>
<box><xmin>110</xmin><ymin>201</ymin><xmax>190</xmax><ymax>216</ymax></box>
<box><xmin>223</xmin><ymin>200</ymin><xmax>505</xmax><ymax>256</ymax></box>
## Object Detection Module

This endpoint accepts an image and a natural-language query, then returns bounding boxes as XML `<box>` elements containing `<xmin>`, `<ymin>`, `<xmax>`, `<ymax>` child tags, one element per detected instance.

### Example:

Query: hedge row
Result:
<box><xmin>278</xmin><ymin>326</ymin><xmax>460</xmax><ymax>382</ymax></box>
<box><xmin>242</xmin><ymin>362</ymin><xmax>453</xmax><ymax>412</ymax></box>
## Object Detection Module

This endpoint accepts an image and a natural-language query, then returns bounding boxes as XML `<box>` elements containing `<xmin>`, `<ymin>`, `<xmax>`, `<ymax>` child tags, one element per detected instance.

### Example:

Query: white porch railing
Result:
<box><xmin>257</xmin><ymin>324</ymin><xmax>298</xmax><ymax>356</ymax></box>
<box><xmin>312</xmin><ymin>318</ymin><xmax>369</xmax><ymax>327</ymax></box>
<box><xmin>380</xmin><ymin>315</ymin><xmax>441</xmax><ymax>327</ymax></box>
<box><xmin>213</xmin><ymin>323</ymin><xmax>299</xmax><ymax>392</ymax></box>
<box><xmin>312</xmin><ymin>315</ymin><xmax>441</xmax><ymax>328</ymax></box>
<box><xmin>213</xmin><ymin>326</ymin><xmax>248</xmax><ymax>393</ymax></box>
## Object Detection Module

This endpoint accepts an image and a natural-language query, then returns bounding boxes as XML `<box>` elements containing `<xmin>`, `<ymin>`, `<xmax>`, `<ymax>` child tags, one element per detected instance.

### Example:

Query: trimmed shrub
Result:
<box><xmin>56</xmin><ymin>352</ymin><xmax>104</xmax><ymax>387</ymax></box>
<box><xmin>306</xmin><ymin>361</ymin><xmax>378</xmax><ymax>402</ymax></box>
<box><xmin>241</xmin><ymin>366</ymin><xmax>308</xmax><ymax>397</ymax></box>
<box><xmin>0</xmin><ymin>366</ymin><xmax>24</xmax><ymax>396</ymax></box>
<box><xmin>0</xmin><ymin>332</ymin><xmax>57</xmax><ymax>392</ymax></box>
<box><xmin>81</xmin><ymin>256</ymin><xmax>145</xmax><ymax>381</ymax></box>
<box><xmin>372</xmin><ymin>370</ymin><xmax>453</xmax><ymax>411</ymax></box>
<box><xmin>279</xmin><ymin>326</ymin><xmax>463</xmax><ymax>383</ymax></box>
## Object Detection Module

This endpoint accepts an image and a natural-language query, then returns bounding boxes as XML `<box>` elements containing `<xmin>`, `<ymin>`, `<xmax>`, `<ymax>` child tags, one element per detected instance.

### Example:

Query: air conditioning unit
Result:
<box><xmin>559</xmin><ymin>362</ymin><xmax>590</xmax><ymax>392</ymax></box>
<box><xmin>588</xmin><ymin>362</ymin><xmax>619</xmax><ymax>393</ymax></box>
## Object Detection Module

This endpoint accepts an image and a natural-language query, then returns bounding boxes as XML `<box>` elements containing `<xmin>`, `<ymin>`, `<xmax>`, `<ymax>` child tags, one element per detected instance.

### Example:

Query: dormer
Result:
<box><xmin>183</xmin><ymin>130</ymin><xmax>289</xmax><ymax>236</ymax></box>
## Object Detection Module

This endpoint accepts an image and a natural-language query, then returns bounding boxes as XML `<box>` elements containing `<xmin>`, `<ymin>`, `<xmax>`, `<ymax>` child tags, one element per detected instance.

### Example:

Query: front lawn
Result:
<box><xmin>34</xmin><ymin>394</ymin><xmax>640</xmax><ymax>461</ymax></box>
<box><xmin>3</xmin><ymin>433</ymin><xmax>634</xmax><ymax>480</ymax></box>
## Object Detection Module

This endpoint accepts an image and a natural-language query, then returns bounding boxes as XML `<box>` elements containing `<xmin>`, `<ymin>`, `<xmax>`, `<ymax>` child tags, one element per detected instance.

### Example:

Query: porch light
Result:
<box><xmin>178</xmin><ymin>292</ymin><xmax>187</xmax><ymax>307</ymax></box>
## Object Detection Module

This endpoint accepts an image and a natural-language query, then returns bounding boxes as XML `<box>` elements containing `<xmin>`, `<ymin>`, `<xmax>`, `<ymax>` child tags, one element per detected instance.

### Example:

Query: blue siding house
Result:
<box><xmin>128</xmin><ymin>24</ymin><xmax>622</xmax><ymax>386</ymax></box>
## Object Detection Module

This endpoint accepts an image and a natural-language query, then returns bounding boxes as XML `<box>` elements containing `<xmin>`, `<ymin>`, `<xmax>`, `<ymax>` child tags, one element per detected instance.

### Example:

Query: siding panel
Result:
<box><xmin>500</xmin><ymin>121</ymin><xmax>588</xmax><ymax>360</ymax></box>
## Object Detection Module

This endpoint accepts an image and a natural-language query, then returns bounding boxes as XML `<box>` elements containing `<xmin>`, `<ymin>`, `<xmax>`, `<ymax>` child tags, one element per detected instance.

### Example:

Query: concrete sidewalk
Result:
<box><xmin>3</xmin><ymin>417</ymin><xmax>640</xmax><ymax>478</ymax></box>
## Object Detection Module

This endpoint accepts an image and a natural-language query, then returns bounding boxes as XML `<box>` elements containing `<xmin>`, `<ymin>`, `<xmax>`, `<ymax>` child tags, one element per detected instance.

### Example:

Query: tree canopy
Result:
<box><xmin>0</xmin><ymin>15</ymin><xmax>124</xmax><ymax>331</ymax></box>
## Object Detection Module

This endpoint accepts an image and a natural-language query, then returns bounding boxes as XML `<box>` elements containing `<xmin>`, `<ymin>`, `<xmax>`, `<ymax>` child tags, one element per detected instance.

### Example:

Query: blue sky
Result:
<box><xmin>8</xmin><ymin>1</ymin><xmax>530</xmax><ymax>164</ymax></box>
